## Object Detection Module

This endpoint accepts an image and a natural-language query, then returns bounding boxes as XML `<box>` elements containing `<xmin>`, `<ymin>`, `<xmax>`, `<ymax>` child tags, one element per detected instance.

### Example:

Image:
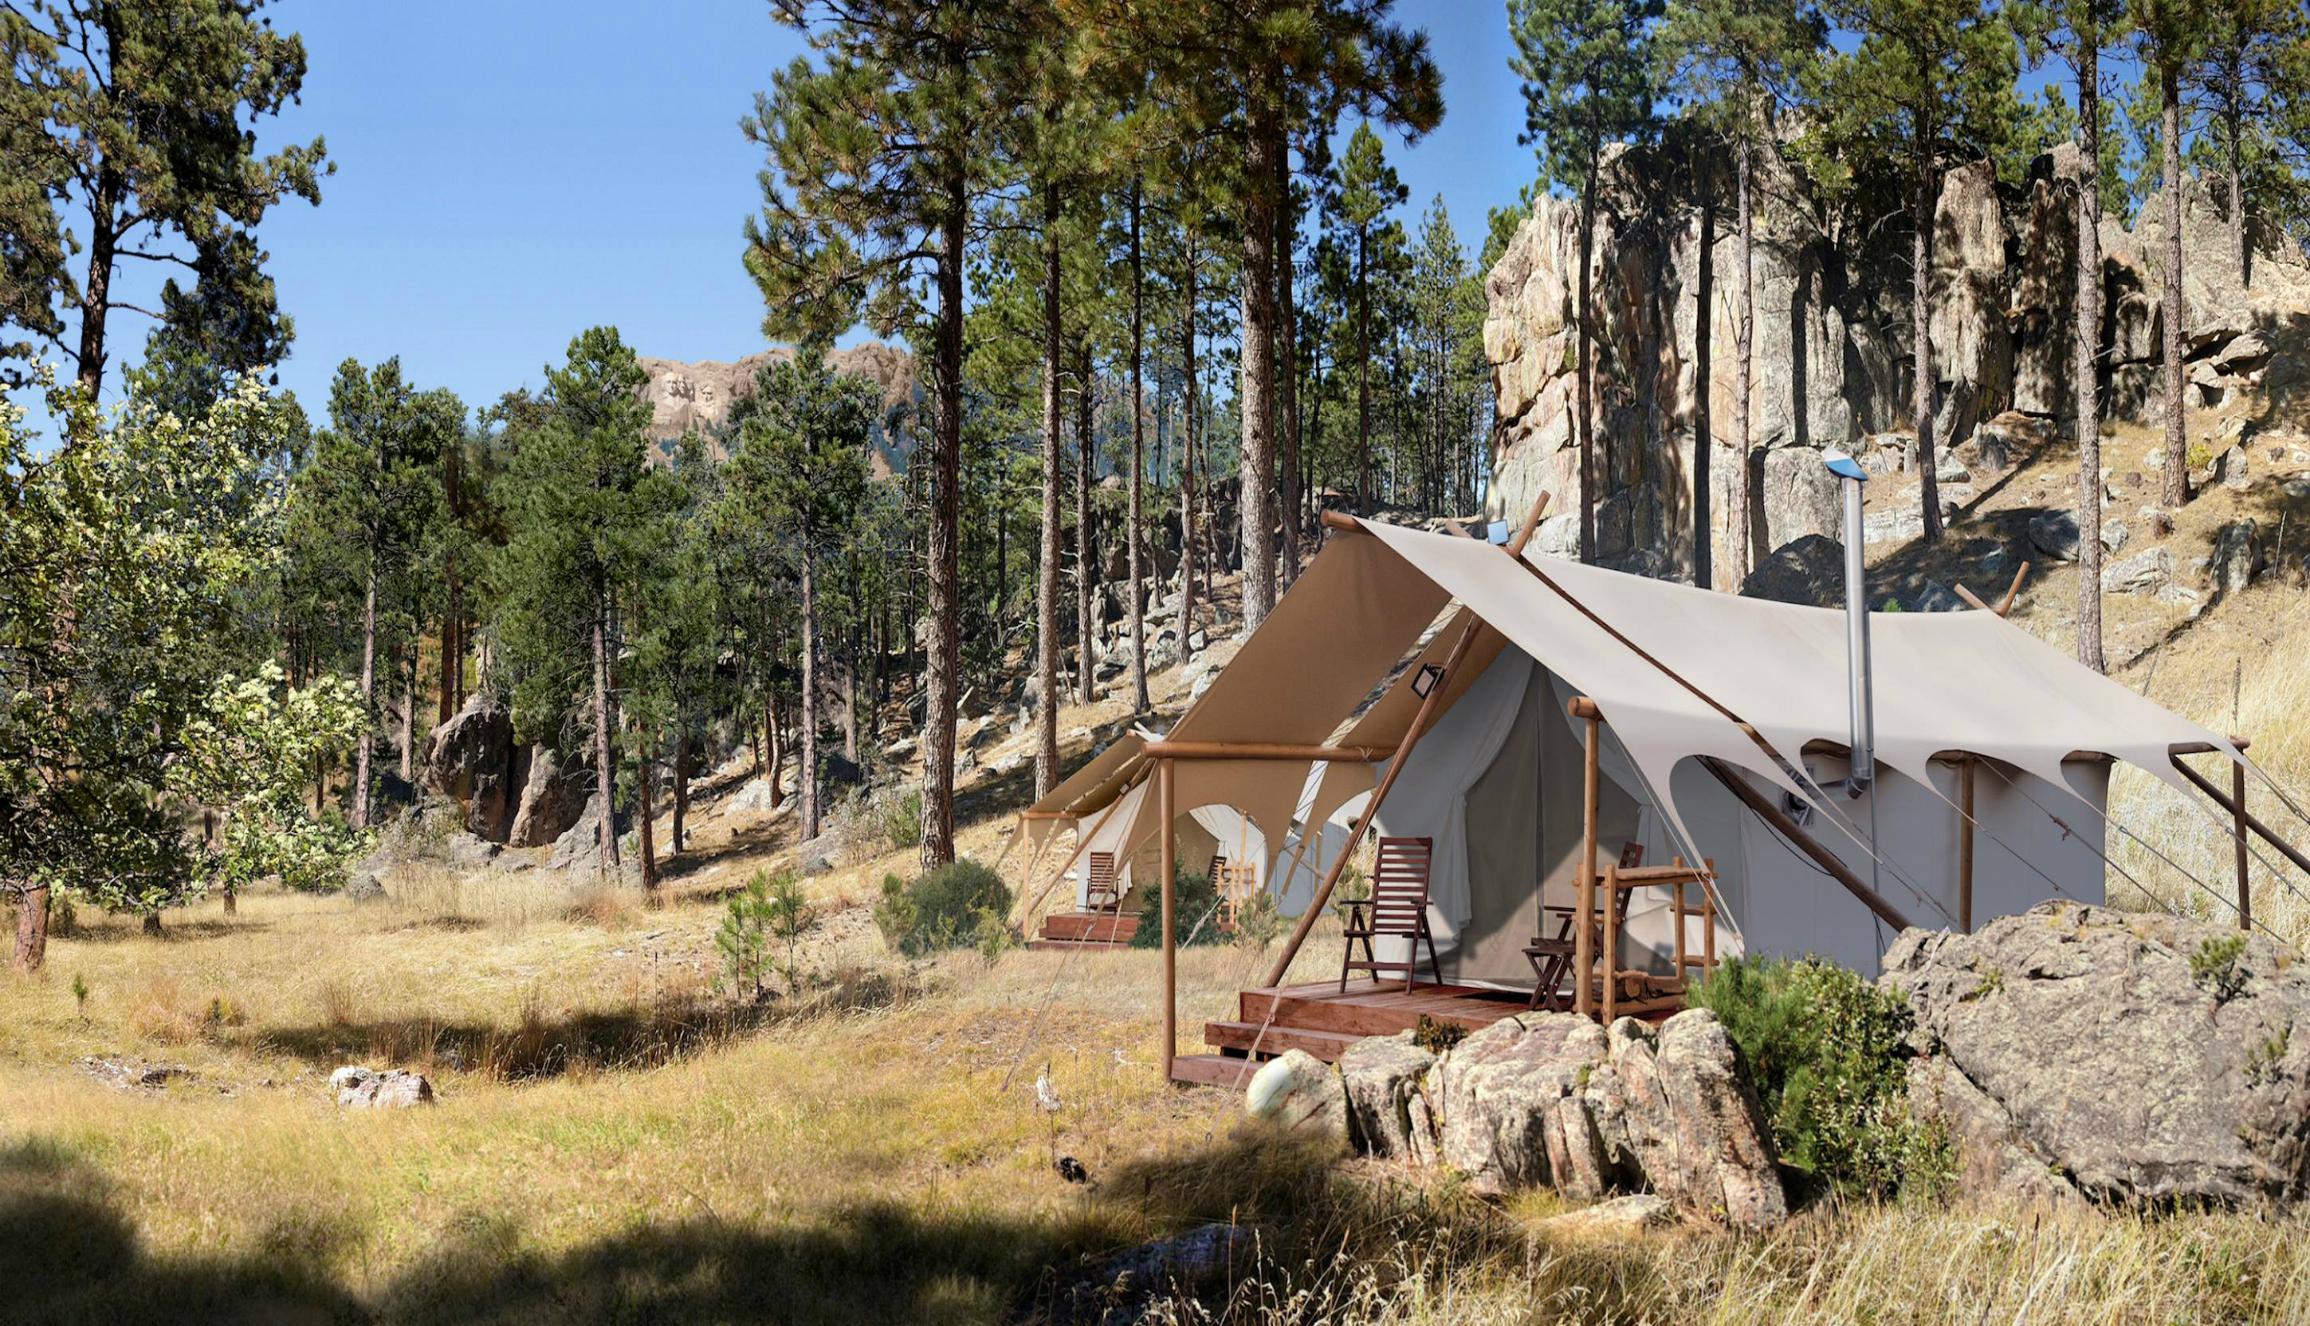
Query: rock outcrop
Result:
<box><xmin>507</xmin><ymin>746</ymin><xmax>590</xmax><ymax>848</ymax></box>
<box><xmin>1883</xmin><ymin>902</ymin><xmax>2310</xmax><ymax>1209</ymax></box>
<box><xmin>1483</xmin><ymin>137</ymin><xmax>2310</xmax><ymax>586</ymax></box>
<box><xmin>423</xmin><ymin>694</ymin><xmax>521</xmax><ymax>841</ymax></box>
<box><xmin>1294</xmin><ymin>1012</ymin><xmax>1788</xmax><ymax>1229</ymax></box>
<box><xmin>636</xmin><ymin>344</ymin><xmax>916</xmax><ymax>470</ymax></box>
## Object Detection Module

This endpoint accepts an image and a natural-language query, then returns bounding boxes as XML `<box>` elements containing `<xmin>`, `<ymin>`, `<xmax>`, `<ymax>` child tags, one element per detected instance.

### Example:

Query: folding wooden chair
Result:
<box><xmin>1082</xmin><ymin>851</ymin><xmax>1121</xmax><ymax>913</ymax></box>
<box><xmin>1525</xmin><ymin>842</ymin><xmax>1643</xmax><ymax>1011</ymax></box>
<box><xmin>1339</xmin><ymin>836</ymin><xmax>1442</xmax><ymax>993</ymax></box>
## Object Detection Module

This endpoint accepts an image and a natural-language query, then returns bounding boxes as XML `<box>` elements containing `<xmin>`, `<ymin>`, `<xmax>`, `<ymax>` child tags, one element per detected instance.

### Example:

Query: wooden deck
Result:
<box><xmin>1027</xmin><ymin>909</ymin><xmax>1140</xmax><ymax>952</ymax></box>
<box><xmin>1172</xmin><ymin>976</ymin><xmax>1686</xmax><ymax>1088</ymax></box>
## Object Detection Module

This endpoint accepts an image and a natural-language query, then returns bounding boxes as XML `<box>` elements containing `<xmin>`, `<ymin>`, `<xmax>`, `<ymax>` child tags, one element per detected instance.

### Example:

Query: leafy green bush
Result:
<box><xmin>1691</xmin><ymin>956</ymin><xmax>1947</xmax><ymax>1199</ymax></box>
<box><xmin>882</xmin><ymin>786</ymin><xmax>924</xmax><ymax>851</ymax></box>
<box><xmin>1128</xmin><ymin>870</ymin><xmax>1229</xmax><ymax>949</ymax></box>
<box><xmin>874</xmin><ymin>858</ymin><xmax>1011</xmax><ymax>958</ymax></box>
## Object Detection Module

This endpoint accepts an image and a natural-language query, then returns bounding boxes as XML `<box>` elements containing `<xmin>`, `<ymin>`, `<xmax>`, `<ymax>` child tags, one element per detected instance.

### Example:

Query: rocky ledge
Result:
<box><xmin>1885</xmin><ymin>901</ymin><xmax>2310</xmax><ymax>1210</ymax></box>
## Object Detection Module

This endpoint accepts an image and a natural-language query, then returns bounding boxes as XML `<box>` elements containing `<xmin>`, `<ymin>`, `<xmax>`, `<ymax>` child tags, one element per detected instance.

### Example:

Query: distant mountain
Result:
<box><xmin>636</xmin><ymin>343</ymin><xmax>917</xmax><ymax>475</ymax></box>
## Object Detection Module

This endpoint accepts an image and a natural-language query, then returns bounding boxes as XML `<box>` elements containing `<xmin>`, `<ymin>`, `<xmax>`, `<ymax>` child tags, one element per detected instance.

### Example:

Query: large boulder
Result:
<box><xmin>1245</xmin><ymin>1050</ymin><xmax>1345</xmax><ymax>1141</ymax></box>
<box><xmin>423</xmin><ymin>694</ymin><xmax>519</xmax><ymax>841</ymax></box>
<box><xmin>547</xmin><ymin>792</ymin><xmax>631</xmax><ymax>877</ymax></box>
<box><xmin>1281</xmin><ymin>1010</ymin><xmax>1788</xmax><ymax>1228</ymax></box>
<box><xmin>507</xmin><ymin>746</ymin><xmax>591</xmax><ymax>848</ymax></box>
<box><xmin>1338</xmin><ymin>1033</ymin><xmax>1438</xmax><ymax>1161</ymax></box>
<box><xmin>1882</xmin><ymin>902</ymin><xmax>2310</xmax><ymax>1209</ymax></box>
<box><xmin>331</xmin><ymin>1065</ymin><xmax>435</xmax><ymax>1109</ymax></box>
<box><xmin>1740</xmin><ymin>534</ymin><xmax>1844</xmax><ymax>607</ymax></box>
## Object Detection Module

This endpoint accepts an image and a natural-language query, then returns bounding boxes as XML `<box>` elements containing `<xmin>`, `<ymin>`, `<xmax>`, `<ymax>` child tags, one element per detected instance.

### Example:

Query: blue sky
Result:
<box><xmin>9</xmin><ymin>0</ymin><xmax>1536</xmax><ymax>441</ymax></box>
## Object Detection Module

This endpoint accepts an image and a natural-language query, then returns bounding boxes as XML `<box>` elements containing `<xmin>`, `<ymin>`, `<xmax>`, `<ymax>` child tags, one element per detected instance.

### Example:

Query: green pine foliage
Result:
<box><xmin>1691</xmin><ymin>956</ymin><xmax>1951</xmax><ymax>1199</ymax></box>
<box><xmin>874</xmin><ymin>859</ymin><xmax>1014</xmax><ymax>958</ymax></box>
<box><xmin>1128</xmin><ymin>870</ymin><xmax>1228</xmax><ymax>949</ymax></box>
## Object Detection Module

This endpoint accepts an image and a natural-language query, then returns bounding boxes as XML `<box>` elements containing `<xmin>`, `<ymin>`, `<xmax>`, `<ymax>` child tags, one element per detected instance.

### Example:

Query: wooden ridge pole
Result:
<box><xmin>1259</xmin><ymin>492</ymin><xmax>1551</xmax><ymax>990</ymax></box>
<box><xmin>1140</xmin><ymin>740</ymin><xmax>1390</xmax><ymax>763</ymax></box>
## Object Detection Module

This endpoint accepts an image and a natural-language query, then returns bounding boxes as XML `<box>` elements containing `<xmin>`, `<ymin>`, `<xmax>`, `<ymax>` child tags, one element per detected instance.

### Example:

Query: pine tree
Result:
<box><xmin>490</xmin><ymin>327</ymin><xmax>671</xmax><ymax>878</ymax></box>
<box><xmin>299</xmin><ymin>360</ymin><xmax>457</xmax><ymax>829</ymax></box>
<box><xmin>1815</xmin><ymin>0</ymin><xmax>2020</xmax><ymax>543</ymax></box>
<box><xmin>2129</xmin><ymin>0</ymin><xmax>2214</xmax><ymax>507</ymax></box>
<box><xmin>1660</xmin><ymin>0</ymin><xmax>1823</xmax><ymax>585</ymax></box>
<box><xmin>746</xmin><ymin>0</ymin><xmax>1031</xmax><ymax>867</ymax></box>
<box><xmin>2186</xmin><ymin>0</ymin><xmax>2308</xmax><ymax>290</ymax></box>
<box><xmin>729</xmin><ymin>358</ymin><xmax>877</xmax><ymax>846</ymax></box>
<box><xmin>0</xmin><ymin>0</ymin><xmax>329</xmax><ymax>401</ymax></box>
<box><xmin>1331</xmin><ymin>124</ymin><xmax>1408</xmax><ymax>516</ymax></box>
<box><xmin>1512</xmin><ymin>0</ymin><xmax>1665</xmax><ymax>564</ymax></box>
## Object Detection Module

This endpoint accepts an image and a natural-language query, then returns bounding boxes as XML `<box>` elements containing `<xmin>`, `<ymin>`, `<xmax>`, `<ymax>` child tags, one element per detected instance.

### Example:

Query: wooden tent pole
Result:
<box><xmin>1258</xmin><ymin>491</ymin><xmax>1552</xmax><ymax>991</ymax></box>
<box><xmin>2235</xmin><ymin>758</ymin><xmax>2254</xmax><ymax>933</ymax></box>
<box><xmin>1257</xmin><ymin>615</ymin><xmax>1483</xmax><ymax>988</ymax></box>
<box><xmin>1576</xmin><ymin>706</ymin><xmax>1600</xmax><ymax>1018</ymax></box>
<box><xmin>2167</xmin><ymin>744</ymin><xmax>2310</xmax><ymax>887</ymax></box>
<box><xmin>1958</xmin><ymin>757</ymin><xmax>1976</xmax><ymax>933</ymax></box>
<box><xmin>1140</xmin><ymin>740</ymin><xmax>1390</xmax><ymax>763</ymax></box>
<box><xmin>1159</xmin><ymin>757</ymin><xmax>1177</xmax><ymax>1081</ymax></box>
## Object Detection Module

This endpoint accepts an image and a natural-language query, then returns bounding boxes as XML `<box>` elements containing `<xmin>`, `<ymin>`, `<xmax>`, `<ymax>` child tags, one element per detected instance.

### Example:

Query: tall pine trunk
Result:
<box><xmin>1695</xmin><ymin>152</ymin><xmax>1715</xmax><ymax>588</ymax></box>
<box><xmin>637</xmin><ymin>734</ymin><xmax>660</xmax><ymax>900</ymax></box>
<box><xmin>75</xmin><ymin>165</ymin><xmax>120</xmax><ymax>400</ymax></box>
<box><xmin>1181</xmin><ymin>236</ymin><xmax>1199</xmax><ymax>667</ymax></box>
<box><xmin>2229</xmin><ymin>103</ymin><xmax>2249</xmax><ymax>288</ymax></box>
<box><xmin>2160</xmin><ymin>69</ymin><xmax>2190</xmax><ymax>506</ymax></box>
<box><xmin>800</xmin><ymin>548</ymin><xmax>820</xmax><ymax>842</ymax></box>
<box><xmin>1238</xmin><ymin>115</ymin><xmax>1280</xmax><ymax>632</ymax></box>
<box><xmin>1356</xmin><ymin>228</ymin><xmax>1372</xmax><ymax>514</ymax></box>
<box><xmin>1912</xmin><ymin>115</ymin><xmax>1945</xmax><ymax>543</ymax></box>
<box><xmin>1128</xmin><ymin>183</ymin><xmax>1150</xmax><ymax>714</ymax></box>
<box><xmin>12</xmin><ymin>885</ymin><xmax>48</xmax><ymax>972</ymax></box>
<box><xmin>920</xmin><ymin>167</ymin><xmax>966</xmax><ymax>867</ymax></box>
<box><xmin>353</xmin><ymin>561</ymin><xmax>378</xmax><ymax>829</ymax></box>
<box><xmin>1577</xmin><ymin>175</ymin><xmax>1598</xmax><ymax>564</ymax></box>
<box><xmin>1034</xmin><ymin>170</ymin><xmax>1064</xmax><ymax>797</ymax></box>
<box><xmin>2077</xmin><ymin>42</ymin><xmax>2107</xmax><ymax>671</ymax></box>
<box><xmin>672</xmin><ymin>725</ymin><xmax>690</xmax><ymax>854</ymax></box>
<box><xmin>1275</xmin><ymin>147</ymin><xmax>1302</xmax><ymax>589</ymax></box>
<box><xmin>1735</xmin><ymin>130</ymin><xmax>1757</xmax><ymax>581</ymax></box>
<box><xmin>399</xmin><ymin>644</ymin><xmax>416</xmax><ymax>784</ymax></box>
<box><xmin>590</xmin><ymin>598</ymin><xmax>620</xmax><ymax>872</ymax></box>
<box><xmin>1076</xmin><ymin>346</ymin><xmax>1097</xmax><ymax>705</ymax></box>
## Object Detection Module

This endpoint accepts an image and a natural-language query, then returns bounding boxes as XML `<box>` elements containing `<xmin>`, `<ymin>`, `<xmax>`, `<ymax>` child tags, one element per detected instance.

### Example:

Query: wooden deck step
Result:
<box><xmin>1024</xmin><ymin>937</ymin><xmax>1133</xmax><ymax>953</ymax></box>
<box><xmin>1203</xmin><ymin>1019</ymin><xmax>1365</xmax><ymax>1063</ymax></box>
<box><xmin>1037</xmin><ymin>911</ymin><xmax>1140</xmax><ymax>943</ymax></box>
<box><xmin>1237</xmin><ymin>982</ymin><xmax>1532</xmax><ymax>1040</ymax></box>
<box><xmin>1168</xmin><ymin>1054</ymin><xmax>1261</xmax><ymax>1090</ymax></box>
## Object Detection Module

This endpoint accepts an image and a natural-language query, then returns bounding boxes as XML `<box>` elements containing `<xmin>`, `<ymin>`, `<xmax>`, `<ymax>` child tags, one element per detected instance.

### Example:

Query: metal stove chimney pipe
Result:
<box><xmin>1823</xmin><ymin>447</ymin><xmax>1874</xmax><ymax>798</ymax></box>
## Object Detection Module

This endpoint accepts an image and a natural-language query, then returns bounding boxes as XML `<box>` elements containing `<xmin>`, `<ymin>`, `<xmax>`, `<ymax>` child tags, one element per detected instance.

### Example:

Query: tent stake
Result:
<box><xmin>1698</xmin><ymin>756</ymin><xmax>1913</xmax><ymax>931</ymax></box>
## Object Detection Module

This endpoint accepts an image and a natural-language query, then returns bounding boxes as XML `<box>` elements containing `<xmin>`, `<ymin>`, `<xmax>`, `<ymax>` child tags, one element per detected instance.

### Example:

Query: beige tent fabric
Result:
<box><xmin>1358</xmin><ymin>521</ymin><xmax>1798</xmax><ymax>857</ymax></box>
<box><xmin>1168</xmin><ymin>528</ymin><xmax>1448</xmax><ymax>745</ymax></box>
<box><xmin>1528</xmin><ymin>552</ymin><xmax>2239</xmax><ymax>799</ymax></box>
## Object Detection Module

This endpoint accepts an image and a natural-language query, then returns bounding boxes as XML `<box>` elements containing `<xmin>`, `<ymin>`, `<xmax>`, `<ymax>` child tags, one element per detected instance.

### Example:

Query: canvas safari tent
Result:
<box><xmin>1013</xmin><ymin>502</ymin><xmax>2294</xmax><ymax>1081</ymax></box>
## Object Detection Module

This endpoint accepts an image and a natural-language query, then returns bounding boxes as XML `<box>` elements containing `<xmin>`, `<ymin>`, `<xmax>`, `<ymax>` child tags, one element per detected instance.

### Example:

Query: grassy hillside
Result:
<box><xmin>12</xmin><ymin>428</ymin><xmax>2310</xmax><ymax>1323</ymax></box>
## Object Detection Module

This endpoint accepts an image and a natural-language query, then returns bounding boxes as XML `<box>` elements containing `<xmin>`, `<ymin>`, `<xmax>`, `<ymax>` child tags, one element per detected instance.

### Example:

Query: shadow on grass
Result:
<box><xmin>56</xmin><ymin>918</ymin><xmax>271</xmax><ymax>946</ymax></box>
<box><xmin>250</xmin><ymin>966</ymin><xmax>929</xmax><ymax>1082</ymax></box>
<box><xmin>0</xmin><ymin>1124</ymin><xmax>1686</xmax><ymax>1325</ymax></box>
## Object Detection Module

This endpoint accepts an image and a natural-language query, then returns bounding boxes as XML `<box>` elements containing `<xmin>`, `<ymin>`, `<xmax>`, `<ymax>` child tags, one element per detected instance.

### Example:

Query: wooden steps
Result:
<box><xmin>1031</xmin><ymin>910</ymin><xmax>1139</xmax><ymax>950</ymax></box>
<box><xmin>1168</xmin><ymin>1054</ymin><xmax>1261</xmax><ymax>1089</ymax></box>
<box><xmin>1203</xmin><ymin>1019</ymin><xmax>1366</xmax><ymax>1061</ymax></box>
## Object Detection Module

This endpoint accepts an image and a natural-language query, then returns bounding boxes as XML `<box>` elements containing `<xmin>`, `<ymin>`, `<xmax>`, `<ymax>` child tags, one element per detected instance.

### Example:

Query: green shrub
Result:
<box><xmin>716</xmin><ymin>869</ymin><xmax>814</xmax><ymax>1000</ymax></box>
<box><xmin>874</xmin><ymin>858</ymin><xmax>1012</xmax><ymax>958</ymax></box>
<box><xmin>1129</xmin><ymin>870</ymin><xmax>1228</xmax><ymax>949</ymax></box>
<box><xmin>1691</xmin><ymin>956</ymin><xmax>1947</xmax><ymax>1199</ymax></box>
<box><xmin>882</xmin><ymin>786</ymin><xmax>924</xmax><ymax>851</ymax></box>
<box><xmin>2192</xmin><ymin>934</ymin><xmax>2250</xmax><ymax>1002</ymax></box>
<box><xmin>1232</xmin><ymin>887</ymin><xmax>1284</xmax><ymax>950</ymax></box>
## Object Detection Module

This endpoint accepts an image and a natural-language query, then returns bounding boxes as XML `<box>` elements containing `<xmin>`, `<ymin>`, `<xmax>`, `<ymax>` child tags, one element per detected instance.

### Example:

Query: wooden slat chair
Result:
<box><xmin>1214</xmin><ymin>860</ymin><xmax>1260</xmax><ymax>932</ymax></box>
<box><xmin>1525</xmin><ymin>842</ymin><xmax>1644</xmax><ymax>1011</ymax></box>
<box><xmin>1339</xmin><ymin>836</ymin><xmax>1442</xmax><ymax>993</ymax></box>
<box><xmin>1082</xmin><ymin>851</ymin><xmax>1121</xmax><ymax>913</ymax></box>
